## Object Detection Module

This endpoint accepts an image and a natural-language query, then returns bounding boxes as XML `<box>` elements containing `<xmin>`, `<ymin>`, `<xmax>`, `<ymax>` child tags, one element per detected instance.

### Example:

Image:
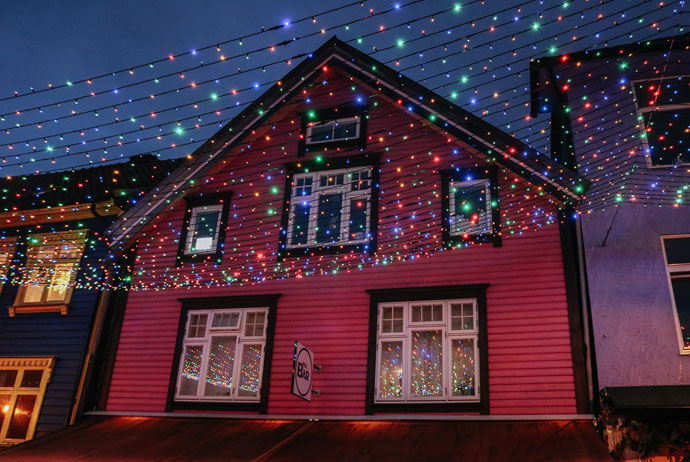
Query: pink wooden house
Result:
<box><xmin>0</xmin><ymin>36</ymin><xmax>613</xmax><ymax>462</ymax></box>
<box><xmin>94</xmin><ymin>36</ymin><xmax>594</xmax><ymax>421</ymax></box>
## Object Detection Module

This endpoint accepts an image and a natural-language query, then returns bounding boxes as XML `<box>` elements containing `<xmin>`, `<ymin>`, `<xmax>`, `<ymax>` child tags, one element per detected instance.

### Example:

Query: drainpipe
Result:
<box><xmin>576</xmin><ymin>216</ymin><xmax>598</xmax><ymax>410</ymax></box>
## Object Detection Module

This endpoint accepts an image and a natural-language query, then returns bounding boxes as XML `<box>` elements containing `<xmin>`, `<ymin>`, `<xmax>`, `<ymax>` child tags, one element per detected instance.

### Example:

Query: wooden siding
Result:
<box><xmin>107</xmin><ymin>66</ymin><xmax>577</xmax><ymax>416</ymax></box>
<box><xmin>0</xmin><ymin>220</ymin><xmax>107</xmax><ymax>437</ymax></box>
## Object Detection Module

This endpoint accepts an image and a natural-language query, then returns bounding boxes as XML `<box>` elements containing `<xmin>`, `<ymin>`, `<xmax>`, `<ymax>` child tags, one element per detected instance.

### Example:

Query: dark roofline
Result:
<box><xmin>529</xmin><ymin>32</ymin><xmax>690</xmax><ymax>117</ymax></box>
<box><xmin>108</xmin><ymin>36</ymin><xmax>588</xmax><ymax>250</ymax></box>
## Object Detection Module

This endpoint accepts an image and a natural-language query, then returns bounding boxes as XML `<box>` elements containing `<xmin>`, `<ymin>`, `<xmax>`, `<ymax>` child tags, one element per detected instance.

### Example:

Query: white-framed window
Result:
<box><xmin>184</xmin><ymin>204</ymin><xmax>224</xmax><ymax>255</ymax></box>
<box><xmin>175</xmin><ymin>308</ymin><xmax>268</xmax><ymax>402</ymax></box>
<box><xmin>375</xmin><ymin>299</ymin><xmax>479</xmax><ymax>403</ymax></box>
<box><xmin>448</xmin><ymin>179</ymin><xmax>493</xmax><ymax>237</ymax></box>
<box><xmin>287</xmin><ymin>167</ymin><xmax>372</xmax><ymax>248</ymax></box>
<box><xmin>305</xmin><ymin>116</ymin><xmax>360</xmax><ymax>145</ymax></box>
<box><xmin>632</xmin><ymin>75</ymin><xmax>690</xmax><ymax>167</ymax></box>
<box><xmin>0</xmin><ymin>357</ymin><xmax>54</xmax><ymax>445</ymax></box>
<box><xmin>661</xmin><ymin>235</ymin><xmax>690</xmax><ymax>354</ymax></box>
<box><xmin>12</xmin><ymin>231</ymin><xmax>86</xmax><ymax>314</ymax></box>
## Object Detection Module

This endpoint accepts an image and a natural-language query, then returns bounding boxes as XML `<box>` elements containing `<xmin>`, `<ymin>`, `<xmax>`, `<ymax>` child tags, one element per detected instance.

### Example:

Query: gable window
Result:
<box><xmin>185</xmin><ymin>205</ymin><xmax>223</xmax><ymax>254</ymax></box>
<box><xmin>0</xmin><ymin>357</ymin><xmax>54</xmax><ymax>445</ymax></box>
<box><xmin>634</xmin><ymin>76</ymin><xmax>690</xmax><ymax>166</ymax></box>
<box><xmin>306</xmin><ymin>117</ymin><xmax>360</xmax><ymax>145</ymax></box>
<box><xmin>11</xmin><ymin>231</ymin><xmax>86</xmax><ymax>316</ymax></box>
<box><xmin>662</xmin><ymin>235</ymin><xmax>690</xmax><ymax>354</ymax></box>
<box><xmin>177</xmin><ymin>193</ymin><xmax>231</xmax><ymax>265</ymax></box>
<box><xmin>441</xmin><ymin>168</ymin><xmax>499</xmax><ymax>246</ymax></box>
<box><xmin>0</xmin><ymin>238</ymin><xmax>17</xmax><ymax>296</ymax></box>
<box><xmin>287</xmin><ymin>167</ymin><xmax>373</xmax><ymax>248</ymax></box>
<box><xmin>376</xmin><ymin>299</ymin><xmax>480</xmax><ymax>403</ymax></box>
<box><xmin>175</xmin><ymin>307</ymin><xmax>268</xmax><ymax>403</ymax></box>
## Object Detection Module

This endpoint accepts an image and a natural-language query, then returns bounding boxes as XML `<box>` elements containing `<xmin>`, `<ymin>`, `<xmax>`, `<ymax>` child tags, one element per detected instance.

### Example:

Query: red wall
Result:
<box><xmin>106</xmin><ymin>66</ymin><xmax>577</xmax><ymax>415</ymax></box>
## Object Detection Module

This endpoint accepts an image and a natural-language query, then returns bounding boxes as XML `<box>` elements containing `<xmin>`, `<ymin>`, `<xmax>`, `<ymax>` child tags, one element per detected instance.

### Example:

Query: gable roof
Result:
<box><xmin>0</xmin><ymin>154</ymin><xmax>181</xmax><ymax>212</ymax></box>
<box><xmin>107</xmin><ymin>36</ymin><xmax>587</xmax><ymax>250</ymax></box>
<box><xmin>529</xmin><ymin>32</ymin><xmax>690</xmax><ymax>117</ymax></box>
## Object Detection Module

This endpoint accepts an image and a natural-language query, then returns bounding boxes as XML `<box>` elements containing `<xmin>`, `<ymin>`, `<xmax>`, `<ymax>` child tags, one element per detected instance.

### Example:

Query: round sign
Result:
<box><xmin>293</xmin><ymin>346</ymin><xmax>313</xmax><ymax>398</ymax></box>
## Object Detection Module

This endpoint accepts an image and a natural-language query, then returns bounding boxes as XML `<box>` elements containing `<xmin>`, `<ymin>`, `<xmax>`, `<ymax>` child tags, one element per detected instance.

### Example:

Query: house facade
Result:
<box><xmin>531</xmin><ymin>33</ymin><xmax>690</xmax><ymax>459</ymax></box>
<box><xmin>0</xmin><ymin>155</ymin><xmax>177</xmax><ymax>445</ymax></box>
<box><xmin>99</xmin><ymin>37</ymin><xmax>594</xmax><ymax>421</ymax></box>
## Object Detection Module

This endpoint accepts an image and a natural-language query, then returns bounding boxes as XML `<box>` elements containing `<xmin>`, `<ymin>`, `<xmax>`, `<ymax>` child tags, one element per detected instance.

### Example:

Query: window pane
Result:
<box><xmin>22</xmin><ymin>269</ymin><xmax>46</xmax><ymax>304</ymax></box>
<box><xmin>452</xmin><ymin>338</ymin><xmax>476</xmax><ymax>397</ymax></box>
<box><xmin>333</xmin><ymin>121</ymin><xmax>358</xmax><ymax>140</ymax></box>
<box><xmin>20</xmin><ymin>371</ymin><xmax>43</xmax><ymax>388</ymax></box>
<box><xmin>452</xmin><ymin>180</ymin><xmax>491</xmax><ymax>235</ymax></box>
<box><xmin>309</xmin><ymin>123</ymin><xmax>333</xmax><ymax>142</ymax></box>
<box><xmin>204</xmin><ymin>337</ymin><xmax>236</xmax><ymax>397</ymax></box>
<box><xmin>45</xmin><ymin>263</ymin><xmax>74</xmax><ymax>302</ymax></box>
<box><xmin>410</xmin><ymin>330</ymin><xmax>443</xmax><ymax>397</ymax></box>
<box><xmin>379</xmin><ymin>341</ymin><xmax>403</xmax><ymax>398</ymax></box>
<box><xmin>665</xmin><ymin>238</ymin><xmax>690</xmax><ymax>265</ymax></box>
<box><xmin>316</xmin><ymin>194</ymin><xmax>342</xmax><ymax>244</ymax></box>
<box><xmin>191</xmin><ymin>210</ymin><xmax>221</xmax><ymax>252</ymax></box>
<box><xmin>451</xmin><ymin>303</ymin><xmax>474</xmax><ymax>331</ymax></box>
<box><xmin>291</xmin><ymin>202</ymin><xmax>310</xmax><ymax>246</ymax></box>
<box><xmin>0</xmin><ymin>394</ymin><xmax>11</xmax><ymax>433</ymax></box>
<box><xmin>349</xmin><ymin>199</ymin><xmax>367</xmax><ymax>241</ymax></box>
<box><xmin>644</xmin><ymin>109</ymin><xmax>690</xmax><ymax>166</ymax></box>
<box><xmin>187</xmin><ymin>314</ymin><xmax>208</xmax><ymax>338</ymax></box>
<box><xmin>671</xmin><ymin>277</ymin><xmax>690</xmax><ymax>350</ymax></box>
<box><xmin>179</xmin><ymin>345</ymin><xmax>203</xmax><ymax>396</ymax></box>
<box><xmin>238</xmin><ymin>344</ymin><xmax>263</xmax><ymax>397</ymax></box>
<box><xmin>211</xmin><ymin>312</ymin><xmax>240</xmax><ymax>328</ymax></box>
<box><xmin>6</xmin><ymin>394</ymin><xmax>37</xmax><ymax>440</ymax></box>
<box><xmin>0</xmin><ymin>370</ymin><xmax>17</xmax><ymax>388</ymax></box>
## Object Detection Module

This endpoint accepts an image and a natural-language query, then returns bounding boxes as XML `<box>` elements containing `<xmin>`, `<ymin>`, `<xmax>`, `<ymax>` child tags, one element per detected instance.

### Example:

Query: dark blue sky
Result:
<box><xmin>0</xmin><ymin>0</ymin><xmax>685</xmax><ymax>175</ymax></box>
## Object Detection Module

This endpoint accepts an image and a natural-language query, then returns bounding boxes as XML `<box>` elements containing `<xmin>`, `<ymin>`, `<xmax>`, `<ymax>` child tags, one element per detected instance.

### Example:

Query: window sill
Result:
<box><xmin>372</xmin><ymin>401</ymin><xmax>484</xmax><ymax>414</ymax></box>
<box><xmin>9</xmin><ymin>303</ymin><xmax>69</xmax><ymax>317</ymax></box>
<box><xmin>279</xmin><ymin>241</ymin><xmax>374</xmax><ymax>260</ymax></box>
<box><xmin>169</xmin><ymin>400</ymin><xmax>262</xmax><ymax>413</ymax></box>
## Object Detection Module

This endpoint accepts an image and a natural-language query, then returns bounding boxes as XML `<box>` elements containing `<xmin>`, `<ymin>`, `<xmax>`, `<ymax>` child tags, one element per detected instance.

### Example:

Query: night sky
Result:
<box><xmin>0</xmin><ymin>0</ymin><xmax>685</xmax><ymax>175</ymax></box>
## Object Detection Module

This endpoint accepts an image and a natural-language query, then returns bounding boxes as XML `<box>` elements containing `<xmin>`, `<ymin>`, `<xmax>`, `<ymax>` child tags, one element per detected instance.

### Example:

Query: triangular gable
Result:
<box><xmin>107</xmin><ymin>36</ymin><xmax>587</xmax><ymax>250</ymax></box>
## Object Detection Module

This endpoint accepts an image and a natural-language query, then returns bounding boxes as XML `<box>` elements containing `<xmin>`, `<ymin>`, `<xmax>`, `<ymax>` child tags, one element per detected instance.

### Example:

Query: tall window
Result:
<box><xmin>175</xmin><ymin>308</ymin><xmax>268</xmax><ymax>402</ymax></box>
<box><xmin>449</xmin><ymin>179</ymin><xmax>493</xmax><ymax>238</ymax></box>
<box><xmin>305</xmin><ymin>116</ymin><xmax>361</xmax><ymax>145</ymax></box>
<box><xmin>662</xmin><ymin>235</ymin><xmax>690</xmax><ymax>354</ymax></box>
<box><xmin>287</xmin><ymin>167</ymin><xmax>373</xmax><ymax>248</ymax></box>
<box><xmin>634</xmin><ymin>76</ymin><xmax>690</xmax><ymax>166</ymax></box>
<box><xmin>12</xmin><ymin>231</ymin><xmax>86</xmax><ymax>314</ymax></box>
<box><xmin>0</xmin><ymin>357</ymin><xmax>54</xmax><ymax>444</ymax></box>
<box><xmin>184</xmin><ymin>205</ymin><xmax>224</xmax><ymax>255</ymax></box>
<box><xmin>376</xmin><ymin>299</ymin><xmax>480</xmax><ymax>403</ymax></box>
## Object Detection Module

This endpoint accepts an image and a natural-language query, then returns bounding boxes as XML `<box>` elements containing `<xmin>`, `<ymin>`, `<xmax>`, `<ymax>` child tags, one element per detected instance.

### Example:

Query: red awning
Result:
<box><xmin>0</xmin><ymin>416</ymin><xmax>612</xmax><ymax>462</ymax></box>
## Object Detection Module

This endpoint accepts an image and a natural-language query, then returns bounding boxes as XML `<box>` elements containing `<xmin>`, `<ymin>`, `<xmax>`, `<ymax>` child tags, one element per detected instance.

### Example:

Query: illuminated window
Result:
<box><xmin>175</xmin><ymin>308</ymin><xmax>268</xmax><ymax>402</ymax></box>
<box><xmin>287</xmin><ymin>167</ymin><xmax>372</xmax><ymax>248</ymax></box>
<box><xmin>662</xmin><ymin>235</ymin><xmax>690</xmax><ymax>354</ymax></box>
<box><xmin>0</xmin><ymin>357</ymin><xmax>54</xmax><ymax>445</ymax></box>
<box><xmin>634</xmin><ymin>76</ymin><xmax>690</xmax><ymax>166</ymax></box>
<box><xmin>0</xmin><ymin>238</ymin><xmax>17</xmax><ymax>295</ymax></box>
<box><xmin>375</xmin><ymin>299</ymin><xmax>480</xmax><ymax>403</ymax></box>
<box><xmin>11</xmin><ymin>231</ymin><xmax>86</xmax><ymax>315</ymax></box>
<box><xmin>185</xmin><ymin>205</ymin><xmax>223</xmax><ymax>255</ymax></box>
<box><xmin>305</xmin><ymin>116</ymin><xmax>360</xmax><ymax>145</ymax></box>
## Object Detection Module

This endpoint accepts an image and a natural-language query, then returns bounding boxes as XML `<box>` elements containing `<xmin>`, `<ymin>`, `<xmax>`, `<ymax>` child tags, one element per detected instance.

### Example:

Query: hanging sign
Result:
<box><xmin>291</xmin><ymin>341</ymin><xmax>313</xmax><ymax>401</ymax></box>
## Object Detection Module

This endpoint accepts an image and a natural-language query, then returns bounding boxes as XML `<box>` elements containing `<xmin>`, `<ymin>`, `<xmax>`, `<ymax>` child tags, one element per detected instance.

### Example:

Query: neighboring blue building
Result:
<box><xmin>0</xmin><ymin>155</ymin><xmax>177</xmax><ymax>444</ymax></box>
<box><xmin>531</xmin><ymin>33</ymin><xmax>690</xmax><ymax>459</ymax></box>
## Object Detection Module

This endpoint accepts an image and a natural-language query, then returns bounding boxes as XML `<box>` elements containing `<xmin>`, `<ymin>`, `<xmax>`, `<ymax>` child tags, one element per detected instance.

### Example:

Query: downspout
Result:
<box><xmin>576</xmin><ymin>216</ymin><xmax>598</xmax><ymax>410</ymax></box>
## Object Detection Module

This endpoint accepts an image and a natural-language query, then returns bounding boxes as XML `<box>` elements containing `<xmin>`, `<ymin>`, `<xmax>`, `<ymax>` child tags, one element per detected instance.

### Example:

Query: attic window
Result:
<box><xmin>177</xmin><ymin>193</ymin><xmax>231</xmax><ymax>266</ymax></box>
<box><xmin>633</xmin><ymin>76</ymin><xmax>690</xmax><ymax>167</ymax></box>
<box><xmin>306</xmin><ymin>117</ymin><xmax>360</xmax><ymax>145</ymax></box>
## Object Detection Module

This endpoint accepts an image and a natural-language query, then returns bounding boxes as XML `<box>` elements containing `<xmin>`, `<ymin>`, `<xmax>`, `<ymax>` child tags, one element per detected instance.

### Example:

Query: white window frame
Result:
<box><xmin>375</xmin><ymin>299</ymin><xmax>480</xmax><ymax>403</ymax></box>
<box><xmin>305</xmin><ymin>116</ymin><xmax>360</xmax><ymax>145</ymax></box>
<box><xmin>287</xmin><ymin>167</ymin><xmax>372</xmax><ymax>248</ymax></box>
<box><xmin>660</xmin><ymin>234</ymin><xmax>690</xmax><ymax>355</ymax></box>
<box><xmin>184</xmin><ymin>204</ymin><xmax>224</xmax><ymax>255</ymax></box>
<box><xmin>448</xmin><ymin>178</ymin><xmax>492</xmax><ymax>237</ymax></box>
<box><xmin>175</xmin><ymin>308</ymin><xmax>268</xmax><ymax>403</ymax></box>
<box><xmin>0</xmin><ymin>357</ymin><xmax>55</xmax><ymax>445</ymax></box>
<box><xmin>632</xmin><ymin>75</ymin><xmax>690</xmax><ymax>169</ymax></box>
